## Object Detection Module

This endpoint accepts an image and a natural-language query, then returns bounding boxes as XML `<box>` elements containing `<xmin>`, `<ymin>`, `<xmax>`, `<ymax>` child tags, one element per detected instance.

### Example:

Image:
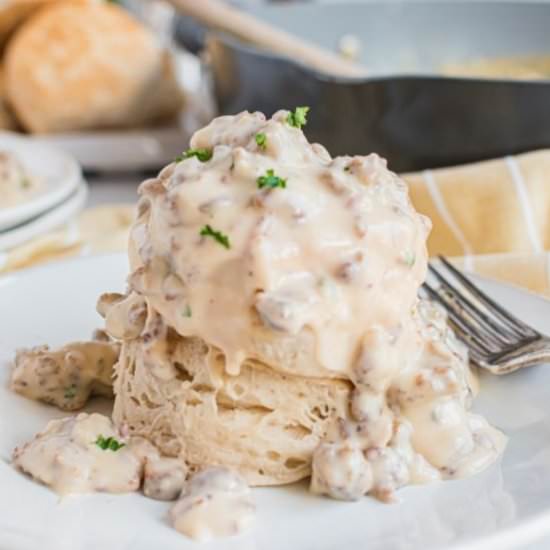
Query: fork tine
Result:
<box><xmin>428</xmin><ymin>263</ymin><xmax>518</xmax><ymax>346</ymax></box>
<box><xmin>445</xmin><ymin>317</ymin><xmax>488</xmax><ymax>367</ymax></box>
<box><xmin>422</xmin><ymin>283</ymin><xmax>494</xmax><ymax>356</ymax></box>
<box><xmin>437</xmin><ymin>256</ymin><xmax>538</xmax><ymax>338</ymax></box>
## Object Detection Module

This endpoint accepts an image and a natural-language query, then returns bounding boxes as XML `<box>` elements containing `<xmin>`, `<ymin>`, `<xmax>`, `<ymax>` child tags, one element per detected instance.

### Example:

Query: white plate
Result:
<box><xmin>1</xmin><ymin>254</ymin><xmax>550</xmax><ymax>550</ymax></box>
<box><xmin>0</xmin><ymin>133</ymin><xmax>82</xmax><ymax>231</ymax></box>
<box><xmin>34</xmin><ymin>126</ymin><xmax>190</xmax><ymax>173</ymax></box>
<box><xmin>0</xmin><ymin>180</ymin><xmax>88</xmax><ymax>253</ymax></box>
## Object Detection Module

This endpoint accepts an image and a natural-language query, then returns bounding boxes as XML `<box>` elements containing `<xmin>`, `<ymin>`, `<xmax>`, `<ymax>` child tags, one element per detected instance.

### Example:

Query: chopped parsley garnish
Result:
<box><xmin>183</xmin><ymin>304</ymin><xmax>192</xmax><ymax>318</ymax></box>
<box><xmin>257</xmin><ymin>169</ymin><xmax>287</xmax><ymax>190</ymax></box>
<box><xmin>20</xmin><ymin>178</ymin><xmax>31</xmax><ymax>189</ymax></box>
<box><xmin>64</xmin><ymin>384</ymin><xmax>77</xmax><ymax>399</ymax></box>
<box><xmin>286</xmin><ymin>106</ymin><xmax>310</xmax><ymax>129</ymax></box>
<box><xmin>175</xmin><ymin>148</ymin><xmax>213</xmax><ymax>163</ymax></box>
<box><xmin>255</xmin><ymin>133</ymin><xmax>267</xmax><ymax>150</ymax></box>
<box><xmin>95</xmin><ymin>435</ymin><xmax>125</xmax><ymax>451</ymax></box>
<box><xmin>200</xmin><ymin>224</ymin><xmax>230</xmax><ymax>249</ymax></box>
<box><xmin>401</xmin><ymin>251</ymin><xmax>416</xmax><ymax>267</ymax></box>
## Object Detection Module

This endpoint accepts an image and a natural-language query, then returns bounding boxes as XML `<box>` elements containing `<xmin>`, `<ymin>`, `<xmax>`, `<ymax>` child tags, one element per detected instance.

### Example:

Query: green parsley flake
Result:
<box><xmin>401</xmin><ymin>251</ymin><xmax>416</xmax><ymax>267</ymax></box>
<box><xmin>286</xmin><ymin>106</ymin><xmax>310</xmax><ymax>129</ymax></box>
<box><xmin>200</xmin><ymin>224</ymin><xmax>231</xmax><ymax>249</ymax></box>
<box><xmin>257</xmin><ymin>169</ymin><xmax>287</xmax><ymax>190</ymax></box>
<box><xmin>255</xmin><ymin>133</ymin><xmax>267</xmax><ymax>150</ymax></box>
<box><xmin>20</xmin><ymin>178</ymin><xmax>31</xmax><ymax>189</ymax></box>
<box><xmin>183</xmin><ymin>304</ymin><xmax>192</xmax><ymax>318</ymax></box>
<box><xmin>64</xmin><ymin>384</ymin><xmax>77</xmax><ymax>399</ymax></box>
<box><xmin>175</xmin><ymin>148</ymin><xmax>213</xmax><ymax>163</ymax></box>
<box><xmin>95</xmin><ymin>435</ymin><xmax>125</xmax><ymax>451</ymax></box>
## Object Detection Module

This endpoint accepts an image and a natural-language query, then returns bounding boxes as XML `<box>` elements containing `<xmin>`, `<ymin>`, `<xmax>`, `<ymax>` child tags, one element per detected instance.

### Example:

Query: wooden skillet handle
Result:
<box><xmin>166</xmin><ymin>0</ymin><xmax>367</xmax><ymax>78</ymax></box>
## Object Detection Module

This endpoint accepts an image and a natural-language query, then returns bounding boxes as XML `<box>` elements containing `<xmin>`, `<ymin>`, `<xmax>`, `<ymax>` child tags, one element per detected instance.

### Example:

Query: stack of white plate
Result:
<box><xmin>0</xmin><ymin>132</ymin><xmax>87</xmax><ymax>252</ymax></box>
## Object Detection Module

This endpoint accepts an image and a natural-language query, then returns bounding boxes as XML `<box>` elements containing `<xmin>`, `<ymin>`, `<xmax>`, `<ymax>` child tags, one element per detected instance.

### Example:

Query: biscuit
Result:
<box><xmin>0</xmin><ymin>66</ymin><xmax>19</xmax><ymax>130</ymax></box>
<box><xmin>4</xmin><ymin>1</ymin><xmax>182</xmax><ymax>133</ymax></box>
<box><xmin>0</xmin><ymin>0</ymin><xmax>59</xmax><ymax>49</ymax></box>
<box><xmin>113</xmin><ymin>334</ymin><xmax>352</xmax><ymax>486</ymax></box>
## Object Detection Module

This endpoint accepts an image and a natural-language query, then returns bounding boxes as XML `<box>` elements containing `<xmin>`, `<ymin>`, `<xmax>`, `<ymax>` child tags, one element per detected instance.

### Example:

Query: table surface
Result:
<box><xmin>85</xmin><ymin>176</ymin><xmax>548</xmax><ymax>550</ymax></box>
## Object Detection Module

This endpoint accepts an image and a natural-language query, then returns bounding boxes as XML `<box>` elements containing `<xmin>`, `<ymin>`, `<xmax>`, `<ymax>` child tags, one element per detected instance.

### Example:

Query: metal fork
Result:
<box><xmin>421</xmin><ymin>256</ymin><xmax>550</xmax><ymax>375</ymax></box>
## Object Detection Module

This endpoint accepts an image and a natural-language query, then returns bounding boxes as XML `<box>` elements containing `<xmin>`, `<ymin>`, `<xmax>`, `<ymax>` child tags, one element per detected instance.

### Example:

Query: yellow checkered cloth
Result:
<box><xmin>2</xmin><ymin>150</ymin><xmax>550</xmax><ymax>298</ymax></box>
<box><xmin>404</xmin><ymin>150</ymin><xmax>550</xmax><ymax>297</ymax></box>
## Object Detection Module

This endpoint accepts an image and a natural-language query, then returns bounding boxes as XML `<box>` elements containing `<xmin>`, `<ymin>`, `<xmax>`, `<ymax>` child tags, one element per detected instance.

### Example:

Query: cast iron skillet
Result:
<box><xmin>176</xmin><ymin>1</ymin><xmax>550</xmax><ymax>172</ymax></box>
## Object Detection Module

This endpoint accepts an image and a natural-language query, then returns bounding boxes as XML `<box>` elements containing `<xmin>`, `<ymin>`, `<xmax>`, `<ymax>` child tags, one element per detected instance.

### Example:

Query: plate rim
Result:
<box><xmin>0</xmin><ymin>132</ymin><xmax>82</xmax><ymax>231</ymax></box>
<box><xmin>0</xmin><ymin>180</ymin><xmax>88</xmax><ymax>253</ymax></box>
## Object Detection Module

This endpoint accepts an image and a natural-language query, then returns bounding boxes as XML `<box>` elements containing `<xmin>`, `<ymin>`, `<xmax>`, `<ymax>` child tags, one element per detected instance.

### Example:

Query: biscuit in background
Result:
<box><xmin>0</xmin><ymin>67</ymin><xmax>19</xmax><ymax>130</ymax></box>
<box><xmin>4</xmin><ymin>1</ymin><xmax>183</xmax><ymax>133</ymax></box>
<box><xmin>0</xmin><ymin>0</ymin><xmax>60</xmax><ymax>50</ymax></box>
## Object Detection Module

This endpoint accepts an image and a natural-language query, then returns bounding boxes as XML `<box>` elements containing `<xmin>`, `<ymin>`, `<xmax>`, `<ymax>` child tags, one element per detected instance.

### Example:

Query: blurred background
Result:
<box><xmin>2</xmin><ymin>0</ymin><xmax>550</xmax><ymax>303</ymax></box>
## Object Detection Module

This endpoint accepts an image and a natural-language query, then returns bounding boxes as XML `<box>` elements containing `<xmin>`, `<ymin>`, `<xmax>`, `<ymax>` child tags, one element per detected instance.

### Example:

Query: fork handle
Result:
<box><xmin>488</xmin><ymin>336</ymin><xmax>550</xmax><ymax>374</ymax></box>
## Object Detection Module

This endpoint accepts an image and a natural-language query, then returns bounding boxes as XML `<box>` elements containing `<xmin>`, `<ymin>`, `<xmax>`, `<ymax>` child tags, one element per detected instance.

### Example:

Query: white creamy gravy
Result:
<box><xmin>143</xmin><ymin>455</ymin><xmax>187</xmax><ymax>501</ymax></box>
<box><xmin>14</xmin><ymin>415</ymin><xmax>255</xmax><ymax>541</ymax></box>
<box><xmin>10</xmin><ymin>340</ymin><xmax>119</xmax><ymax>411</ymax></box>
<box><xmin>311</xmin><ymin>300</ymin><xmax>506</xmax><ymax>501</ymax></box>
<box><xmin>13</xmin><ymin>412</ymin><xmax>190</xmax><ymax>501</ymax></box>
<box><xmin>170</xmin><ymin>467</ymin><xmax>256</xmax><ymax>542</ymax></box>
<box><xmin>13</xmin><ymin>413</ymin><xmax>143</xmax><ymax>495</ymax></box>
<box><xmin>129</xmin><ymin>110</ymin><xmax>430</xmax><ymax>377</ymax></box>
<box><xmin>0</xmin><ymin>151</ymin><xmax>41</xmax><ymax>209</ymax></box>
